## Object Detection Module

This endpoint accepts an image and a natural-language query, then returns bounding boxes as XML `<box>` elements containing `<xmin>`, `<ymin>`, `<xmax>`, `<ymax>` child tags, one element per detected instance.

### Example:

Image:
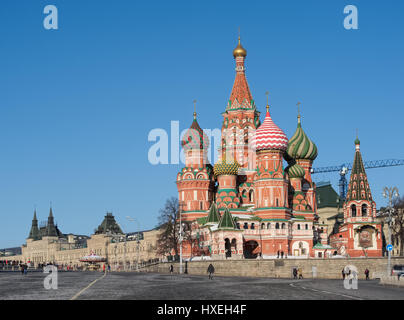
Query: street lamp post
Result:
<box><xmin>126</xmin><ymin>216</ymin><xmax>141</xmax><ymax>272</ymax></box>
<box><xmin>178</xmin><ymin>202</ymin><xmax>186</xmax><ymax>275</ymax></box>
<box><xmin>383</xmin><ymin>186</ymin><xmax>400</xmax><ymax>276</ymax></box>
<box><xmin>116</xmin><ymin>222</ymin><xmax>127</xmax><ymax>272</ymax></box>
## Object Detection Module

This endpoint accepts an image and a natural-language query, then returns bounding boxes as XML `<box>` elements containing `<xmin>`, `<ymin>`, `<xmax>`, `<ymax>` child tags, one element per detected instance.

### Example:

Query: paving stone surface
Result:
<box><xmin>0</xmin><ymin>271</ymin><xmax>403</xmax><ymax>300</ymax></box>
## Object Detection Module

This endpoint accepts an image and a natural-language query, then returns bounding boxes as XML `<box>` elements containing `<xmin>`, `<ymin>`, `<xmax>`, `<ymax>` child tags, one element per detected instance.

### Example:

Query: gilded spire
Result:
<box><xmin>227</xmin><ymin>32</ymin><xmax>255</xmax><ymax>111</ymax></box>
<box><xmin>297</xmin><ymin>102</ymin><xmax>301</xmax><ymax>124</ymax></box>
<box><xmin>232</xmin><ymin>32</ymin><xmax>247</xmax><ymax>58</ymax></box>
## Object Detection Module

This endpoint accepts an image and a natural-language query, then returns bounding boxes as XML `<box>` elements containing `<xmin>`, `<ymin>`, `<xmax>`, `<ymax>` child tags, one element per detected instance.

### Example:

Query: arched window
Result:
<box><xmin>243</xmin><ymin>223</ymin><xmax>248</xmax><ymax>229</ymax></box>
<box><xmin>305</xmin><ymin>224</ymin><xmax>308</xmax><ymax>230</ymax></box>
<box><xmin>249</xmin><ymin>190</ymin><xmax>254</xmax><ymax>202</ymax></box>
<box><xmin>275</xmin><ymin>223</ymin><xmax>280</xmax><ymax>229</ymax></box>
<box><xmin>297</xmin><ymin>224</ymin><xmax>301</xmax><ymax>230</ymax></box>
<box><xmin>241</xmin><ymin>190</ymin><xmax>246</xmax><ymax>204</ymax></box>
<box><xmin>281</xmin><ymin>223</ymin><xmax>286</xmax><ymax>229</ymax></box>
<box><xmin>251</xmin><ymin>223</ymin><xmax>255</xmax><ymax>230</ymax></box>
<box><xmin>236</xmin><ymin>223</ymin><xmax>240</xmax><ymax>229</ymax></box>
<box><xmin>231</xmin><ymin>238</ymin><xmax>237</xmax><ymax>250</ymax></box>
<box><xmin>351</xmin><ymin>204</ymin><xmax>357</xmax><ymax>217</ymax></box>
<box><xmin>261</xmin><ymin>223</ymin><xmax>265</xmax><ymax>229</ymax></box>
<box><xmin>267</xmin><ymin>223</ymin><xmax>271</xmax><ymax>229</ymax></box>
<box><xmin>362</xmin><ymin>204</ymin><xmax>368</xmax><ymax>217</ymax></box>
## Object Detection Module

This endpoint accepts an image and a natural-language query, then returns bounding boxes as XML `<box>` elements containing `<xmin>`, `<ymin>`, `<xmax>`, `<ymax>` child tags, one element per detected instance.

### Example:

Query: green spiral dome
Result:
<box><xmin>213</xmin><ymin>158</ymin><xmax>240</xmax><ymax>177</ymax></box>
<box><xmin>285</xmin><ymin>163</ymin><xmax>305</xmax><ymax>179</ymax></box>
<box><xmin>286</xmin><ymin>120</ymin><xmax>318</xmax><ymax>161</ymax></box>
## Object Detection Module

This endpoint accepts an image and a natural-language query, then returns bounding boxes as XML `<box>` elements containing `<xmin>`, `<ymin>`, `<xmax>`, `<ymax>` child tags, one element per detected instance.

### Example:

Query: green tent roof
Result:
<box><xmin>316</xmin><ymin>182</ymin><xmax>340</xmax><ymax>209</ymax></box>
<box><xmin>218</xmin><ymin>208</ymin><xmax>236</xmax><ymax>230</ymax></box>
<box><xmin>206</xmin><ymin>203</ymin><xmax>220</xmax><ymax>223</ymax></box>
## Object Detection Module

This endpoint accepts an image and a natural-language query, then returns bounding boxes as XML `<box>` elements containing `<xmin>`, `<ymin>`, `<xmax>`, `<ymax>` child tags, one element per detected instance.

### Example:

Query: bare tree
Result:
<box><xmin>156</xmin><ymin>197</ymin><xmax>180</xmax><ymax>258</ymax></box>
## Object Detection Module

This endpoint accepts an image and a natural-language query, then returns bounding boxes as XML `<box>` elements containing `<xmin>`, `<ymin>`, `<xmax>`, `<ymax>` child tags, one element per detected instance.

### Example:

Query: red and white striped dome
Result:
<box><xmin>253</xmin><ymin>110</ymin><xmax>288</xmax><ymax>151</ymax></box>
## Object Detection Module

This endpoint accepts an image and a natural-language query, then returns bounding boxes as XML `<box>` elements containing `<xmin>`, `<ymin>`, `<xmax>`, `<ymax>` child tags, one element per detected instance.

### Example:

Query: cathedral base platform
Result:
<box><xmin>142</xmin><ymin>257</ymin><xmax>404</xmax><ymax>280</ymax></box>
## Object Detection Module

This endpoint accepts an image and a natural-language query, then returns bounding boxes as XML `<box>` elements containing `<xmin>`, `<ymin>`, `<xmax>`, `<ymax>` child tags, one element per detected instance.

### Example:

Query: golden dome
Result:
<box><xmin>233</xmin><ymin>37</ymin><xmax>247</xmax><ymax>58</ymax></box>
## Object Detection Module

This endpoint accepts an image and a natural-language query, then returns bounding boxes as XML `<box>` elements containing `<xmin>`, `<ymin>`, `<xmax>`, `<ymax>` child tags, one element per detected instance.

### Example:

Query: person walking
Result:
<box><xmin>169</xmin><ymin>264</ymin><xmax>174</xmax><ymax>275</ymax></box>
<box><xmin>102</xmin><ymin>264</ymin><xmax>106</xmax><ymax>273</ymax></box>
<box><xmin>207</xmin><ymin>263</ymin><xmax>215</xmax><ymax>280</ymax></box>
<box><xmin>342</xmin><ymin>268</ymin><xmax>346</xmax><ymax>280</ymax></box>
<box><xmin>298</xmin><ymin>267</ymin><xmax>303</xmax><ymax>279</ymax></box>
<box><xmin>364</xmin><ymin>268</ymin><xmax>370</xmax><ymax>280</ymax></box>
<box><xmin>293</xmin><ymin>268</ymin><xmax>298</xmax><ymax>279</ymax></box>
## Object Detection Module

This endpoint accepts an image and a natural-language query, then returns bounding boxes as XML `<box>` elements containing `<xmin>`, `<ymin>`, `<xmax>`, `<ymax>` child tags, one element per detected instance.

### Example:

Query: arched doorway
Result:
<box><xmin>225</xmin><ymin>238</ymin><xmax>231</xmax><ymax>258</ymax></box>
<box><xmin>243</xmin><ymin>240</ymin><xmax>259</xmax><ymax>259</ymax></box>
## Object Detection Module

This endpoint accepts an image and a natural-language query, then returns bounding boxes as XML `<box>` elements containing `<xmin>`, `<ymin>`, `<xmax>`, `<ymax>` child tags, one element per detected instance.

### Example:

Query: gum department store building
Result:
<box><xmin>177</xmin><ymin>38</ymin><xmax>383</xmax><ymax>259</ymax></box>
<box><xmin>0</xmin><ymin>210</ymin><xmax>161</xmax><ymax>269</ymax></box>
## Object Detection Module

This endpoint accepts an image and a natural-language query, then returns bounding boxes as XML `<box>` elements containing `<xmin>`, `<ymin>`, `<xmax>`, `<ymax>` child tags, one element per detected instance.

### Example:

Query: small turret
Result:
<box><xmin>28</xmin><ymin>209</ymin><xmax>41</xmax><ymax>240</ymax></box>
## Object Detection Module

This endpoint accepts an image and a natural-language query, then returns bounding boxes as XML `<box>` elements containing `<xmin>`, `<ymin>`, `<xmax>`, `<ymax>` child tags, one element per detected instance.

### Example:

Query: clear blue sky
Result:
<box><xmin>0</xmin><ymin>0</ymin><xmax>403</xmax><ymax>247</ymax></box>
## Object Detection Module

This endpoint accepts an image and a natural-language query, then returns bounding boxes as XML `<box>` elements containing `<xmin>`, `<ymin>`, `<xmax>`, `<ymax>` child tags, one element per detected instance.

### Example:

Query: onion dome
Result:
<box><xmin>354</xmin><ymin>137</ymin><xmax>360</xmax><ymax>146</ymax></box>
<box><xmin>181</xmin><ymin>113</ymin><xmax>209</xmax><ymax>151</ymax></box>
<box><xmin>213</xmin><ymin>156</ymin><xmax>240</xmax><ymax>177</ymax></box>
<box><xmin>285</xmin><ymin>163</ymin><xmax>305</xmax><ymax>179</ymax></box>
<box><xmin>252</xmin><ymin>107</ymin><xmax>288</xmax><ymax>151</ymax></box>
<box><xmin>233</xmin><ymin>36</ymin><xmax>247</xmax><ymax>58</ymax></box>
<box><xmin>286</xmin><ymin>116</ymin><xmax>317</xmax><ymax>161</ymax></box>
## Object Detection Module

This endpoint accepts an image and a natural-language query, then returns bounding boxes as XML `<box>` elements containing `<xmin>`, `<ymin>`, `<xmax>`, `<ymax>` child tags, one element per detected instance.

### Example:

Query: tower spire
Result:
<box><xmin>355</xmin><ymin>130</ymin><xmax>360</xmax><ymax>151</ymax></box>
<box><xmin>297</xmin><ymin>102</ymin><xmax>301</xmax><ymax>124</ymax></box>
<box><xmin>228</xmin><ymin>33</ymin><xmax>253</xmax><ymax>111</ymax></box>
<box><xmin>28</xmin><ymin>209</ymin><xmax>40</xmax><ymax>240</ymax></box>
<box><xmin>266</xmin><ymin>91</ymin><xmax>270</xmax><ymax>113</ymax></box>
<box><xmin>346</xmin><ymin>139</ymin><xmax>371</xmax><ymax>202</ymax></box>
<box><xmin>193</xmin><ymin>99</ymin><xmax>197</xmax><ymax>119</ymax></box>
<box><xmin>46</xmin><ymin>204</ymin><xmax>58</xmax><ymax>237</ymax></box>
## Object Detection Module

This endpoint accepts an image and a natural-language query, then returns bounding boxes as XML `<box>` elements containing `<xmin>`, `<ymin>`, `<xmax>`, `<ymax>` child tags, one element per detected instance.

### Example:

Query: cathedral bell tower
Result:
<box><xmin>252</xmin><ymin>99</ymin><xmax>290</xmax><ymax>219</ymax></box>
<box><xmin>176</xmin><ymin>107</ymin><xmax>215</xmax><ymax>221</ymax></box>
<box><xmin>220</xmin><ymin>36</ymin><xmax>260</xmax><ymax>206</ymax></box>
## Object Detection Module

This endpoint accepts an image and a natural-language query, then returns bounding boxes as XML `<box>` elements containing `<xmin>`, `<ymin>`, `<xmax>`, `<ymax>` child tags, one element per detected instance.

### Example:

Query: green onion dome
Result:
<box><xmin>285</xmin><ymin>163</ymin><xmax>305</xmax><ymax>179</ymax></box>
<box><xmin>286</xmin><ymin>117</ymin><xmax>318</xmax><ymax>161</ymax></box>
<box><xmin>213</xmin><ymin>157</ymin><xmax>240</xmax><ymax>177</ymax></box>
<box><xmin>354</xmin><ymin>137</ymin><xmax>360</xmax><ymax>145</ymax></box>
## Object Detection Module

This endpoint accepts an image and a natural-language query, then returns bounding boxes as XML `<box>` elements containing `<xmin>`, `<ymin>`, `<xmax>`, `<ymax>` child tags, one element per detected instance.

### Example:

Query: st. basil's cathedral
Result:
<box><xmin>176</xmin><ymin>37</ymin><xmax>383</xmax><ymax>259</ymax></box>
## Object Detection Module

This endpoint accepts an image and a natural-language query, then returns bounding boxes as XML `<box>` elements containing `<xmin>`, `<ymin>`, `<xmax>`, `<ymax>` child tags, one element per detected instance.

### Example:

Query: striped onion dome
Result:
<box><xmin>213</xmin><ymin>157</ymin><xmax>240</xmax><ymax>177</ymax></box>
<box><xmin>285</xmin><ymin>163</ymin><xmax>305</xmax><ymax>179</ymax></box>
<box><xmin>286</xmin><ymin>117</ymin><xmax>318</xmax><ymax>161</ymax></box>
<box><xmin>181</xmin><ymin>114</ymin><xmax>209</xmax><ymax>151</ymax></box>
<box><xmin>252</xmin><ymin>109</ymin><xmax>288</xmax><ymax>151</ymax></box>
